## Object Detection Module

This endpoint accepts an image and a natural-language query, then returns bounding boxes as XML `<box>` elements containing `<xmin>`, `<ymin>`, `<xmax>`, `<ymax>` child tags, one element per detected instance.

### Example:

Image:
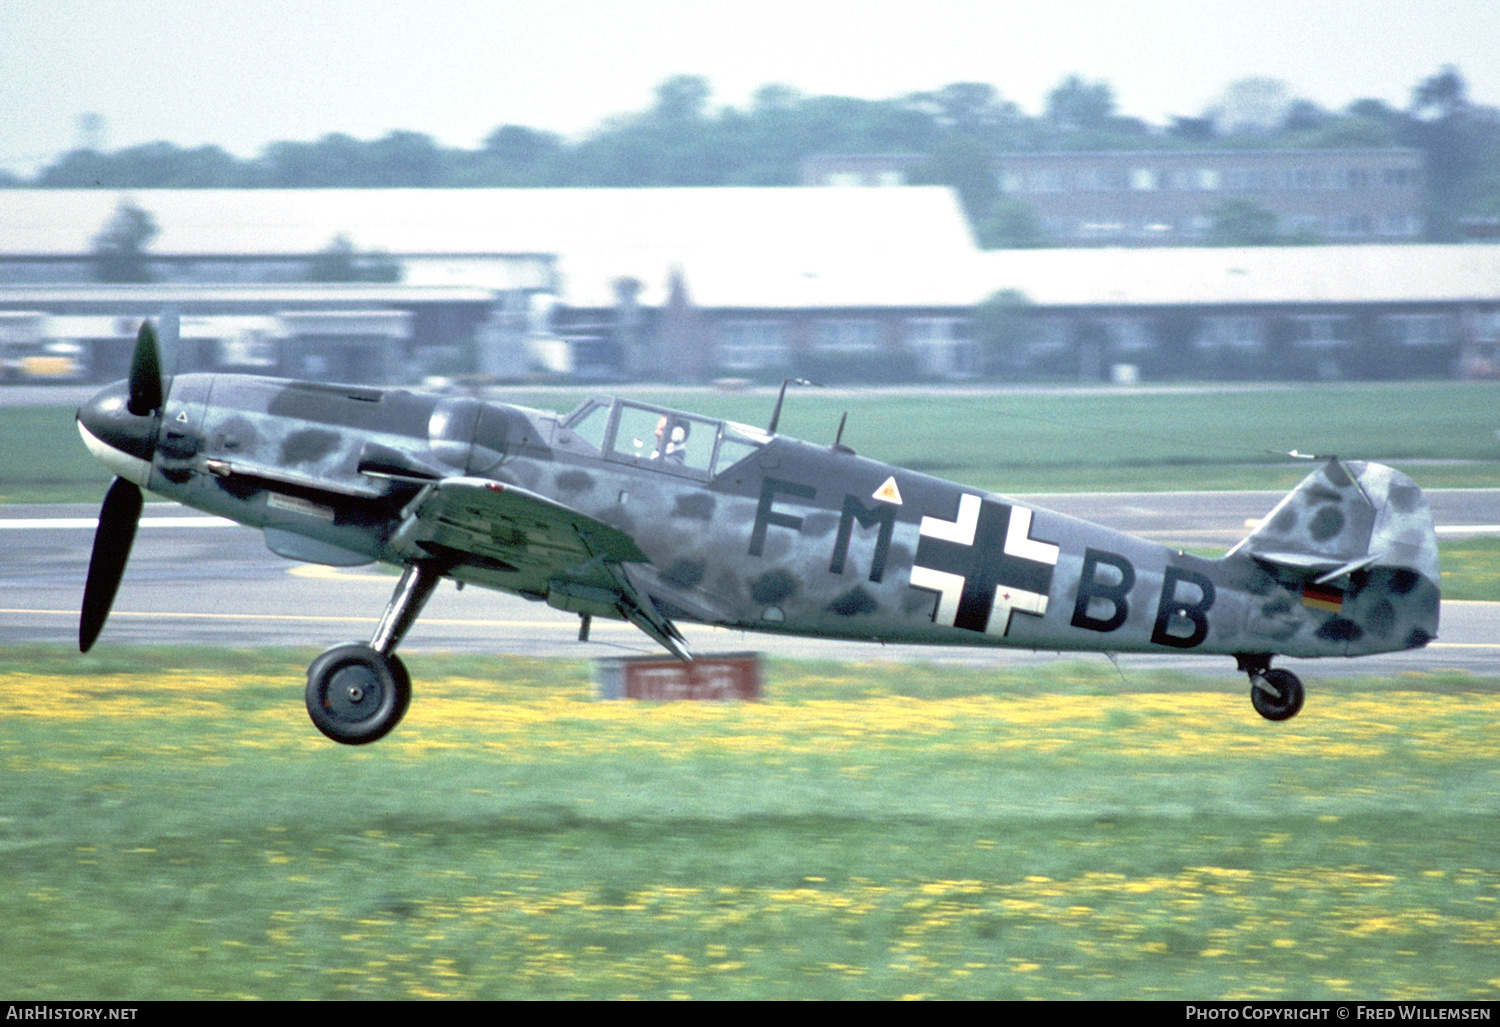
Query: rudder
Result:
<box><xmin>1228</xmin><ymin>459</ymin><xmax>1440</xmax><ymax>655</ymax></box>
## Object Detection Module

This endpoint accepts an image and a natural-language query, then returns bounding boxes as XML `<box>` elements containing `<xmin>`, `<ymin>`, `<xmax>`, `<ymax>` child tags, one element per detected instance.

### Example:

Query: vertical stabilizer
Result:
<box><xmin>1230</xmin><ymin>460</ymin><xmax>1439</xmax><ymax>655</ymax></box>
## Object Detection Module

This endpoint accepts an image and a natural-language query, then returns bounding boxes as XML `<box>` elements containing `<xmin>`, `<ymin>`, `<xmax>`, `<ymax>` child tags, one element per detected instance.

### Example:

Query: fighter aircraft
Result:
<box><xmin>76</xmin><ymin>321</ymin><xmax>1441</xmax><ymax>744</ymax></box>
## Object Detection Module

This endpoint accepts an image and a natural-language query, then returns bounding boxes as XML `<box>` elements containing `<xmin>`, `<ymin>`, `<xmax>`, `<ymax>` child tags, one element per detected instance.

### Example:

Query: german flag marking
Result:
<box><xmin>1302</xmin><ymin>583</ymin><xmax>1344</xmax><ymax>613</ymax></box>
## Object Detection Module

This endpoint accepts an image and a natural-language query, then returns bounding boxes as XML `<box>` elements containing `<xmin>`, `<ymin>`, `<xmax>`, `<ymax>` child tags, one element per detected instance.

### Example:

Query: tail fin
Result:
<box><xmin>1229</xmin><ymin>460</ymin><xmax>1440</xmax><ymax>654</ymax></box>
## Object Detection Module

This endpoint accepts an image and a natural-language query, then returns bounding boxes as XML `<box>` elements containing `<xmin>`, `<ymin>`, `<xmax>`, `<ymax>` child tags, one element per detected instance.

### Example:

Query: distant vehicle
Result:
<box><xmin>76</xmin><ymin>321</ymin><xmax>1441</xmax><ymax>745</ymax></box>
<box><xmin>9</xmin><ymin>340</ymin><xmax>86</xmax><ymax>382</ymax></box>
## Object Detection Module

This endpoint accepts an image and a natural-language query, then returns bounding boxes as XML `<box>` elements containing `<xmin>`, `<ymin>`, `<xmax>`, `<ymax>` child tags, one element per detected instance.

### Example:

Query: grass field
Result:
<box><xmin>5</xmin><ymin>382</ymin><xmax>1496</xmax><ymax>999</ymax></box>
<box><xmin>2</xmin><ymin>648</ymin><xmax>1496</xmax><ymax>1000</ymax></box>
<box><xmin>4</xmin><ymin>381</ymin><xmax>1498</xmax><ymax>501</ymax></box>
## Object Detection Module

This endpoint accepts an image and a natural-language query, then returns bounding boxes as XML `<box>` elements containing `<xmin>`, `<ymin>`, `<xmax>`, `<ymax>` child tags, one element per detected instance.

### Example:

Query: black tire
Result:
<box><xmin>305</xmin><ymin>644</ymin><xmax>411</xmax><ymax>745</ymax></box>
<box><xmin>1250</xmin><ymin>667</ymin><xmax>1305</xmax><ymax>722</ymax></box>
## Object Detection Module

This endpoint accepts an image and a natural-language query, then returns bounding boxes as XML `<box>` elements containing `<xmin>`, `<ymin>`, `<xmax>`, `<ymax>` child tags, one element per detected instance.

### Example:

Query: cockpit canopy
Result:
<box><xmin>562</xmin><ymin>398</ymin><xmax>769</xmax><ymax>480</ymax></box>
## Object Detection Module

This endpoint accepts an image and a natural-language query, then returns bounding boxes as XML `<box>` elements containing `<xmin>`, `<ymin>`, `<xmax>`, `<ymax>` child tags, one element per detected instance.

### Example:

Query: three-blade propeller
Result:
<box><xmin>79</xmin><ymin>321</ymin><xmax>163</xmax><ymax>652</ymax></box>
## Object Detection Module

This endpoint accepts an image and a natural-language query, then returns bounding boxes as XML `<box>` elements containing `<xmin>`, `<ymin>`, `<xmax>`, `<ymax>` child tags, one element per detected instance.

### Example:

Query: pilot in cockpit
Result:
<box><xmin>652</xmin><ymin>416</ymin><xmax>690</xmax><ymax>464</ymax></box>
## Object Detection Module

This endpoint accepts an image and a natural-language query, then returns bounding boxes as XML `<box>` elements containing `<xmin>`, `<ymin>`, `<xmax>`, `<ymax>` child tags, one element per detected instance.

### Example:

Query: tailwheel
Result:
<box><xmin>1249</xmin><ymin>667</ymin><xmax>1305</xmax><ymax>722</ymax></box>
<box><xmin>305</xmin><ymin>643</ymin><xmax>411</xmax><ymax>745</ymax></box>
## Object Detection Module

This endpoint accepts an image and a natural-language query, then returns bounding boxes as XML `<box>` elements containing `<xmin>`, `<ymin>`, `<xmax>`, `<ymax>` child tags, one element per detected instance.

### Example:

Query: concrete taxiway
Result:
<box><xmin>3</xmin><ymin>492</ymin><xmax>1495</xmax><ymax>680</ymax></box>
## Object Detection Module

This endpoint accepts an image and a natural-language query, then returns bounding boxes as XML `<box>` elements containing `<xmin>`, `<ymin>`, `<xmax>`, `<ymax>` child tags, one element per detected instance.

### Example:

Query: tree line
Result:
<box><xmin>12</xmin><ymin>67</ymin><xmax>1499</xmax><ymax>246</ymax></box>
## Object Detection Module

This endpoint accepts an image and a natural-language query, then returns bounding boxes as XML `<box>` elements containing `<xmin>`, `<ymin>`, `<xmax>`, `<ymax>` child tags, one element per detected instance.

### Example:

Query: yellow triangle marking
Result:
<box><xmin>873</xmin><ymin>476</ymin><xmax>903</xmax><ymax>505</ymax></box>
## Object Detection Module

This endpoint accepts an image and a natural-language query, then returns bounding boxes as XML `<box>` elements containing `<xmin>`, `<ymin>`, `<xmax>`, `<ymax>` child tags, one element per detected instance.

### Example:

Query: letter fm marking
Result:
<box><xmin>910</xmin><ymin>494</ymin><xmax>1059</xmax><ymax>636</ymax></box>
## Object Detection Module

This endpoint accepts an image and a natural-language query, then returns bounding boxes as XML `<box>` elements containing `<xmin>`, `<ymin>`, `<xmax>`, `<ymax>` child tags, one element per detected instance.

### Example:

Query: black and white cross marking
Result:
<box><xmin>909</xmin><ymin>494</ymin><xmax>1059</xmax><ymax>636</ymax></box>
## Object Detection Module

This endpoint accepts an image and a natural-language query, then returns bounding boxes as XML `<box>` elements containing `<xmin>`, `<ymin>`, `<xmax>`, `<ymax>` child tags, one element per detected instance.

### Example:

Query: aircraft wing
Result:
<box><xmin>388</xmin><ymin>477</ymin><xmax>689</xmax><ymax>659</ymax></box>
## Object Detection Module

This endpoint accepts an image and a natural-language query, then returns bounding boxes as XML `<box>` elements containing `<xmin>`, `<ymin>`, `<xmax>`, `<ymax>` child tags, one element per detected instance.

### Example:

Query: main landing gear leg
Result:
<box><xmin>1237</xmin><ymin>654</ymin><xmax>1305</xmax><ymax>722</ymax></box>
<box><xmin>305</xmin><ymin>562</ymin><xmax>443</xmax><ymax>745</ymax></box>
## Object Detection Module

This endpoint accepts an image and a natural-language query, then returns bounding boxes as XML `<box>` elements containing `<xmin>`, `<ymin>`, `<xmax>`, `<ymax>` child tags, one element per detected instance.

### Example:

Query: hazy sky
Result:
<box><xmin>3</xmin><ymin>0</ymin><xmax>1496</xmax><ymax>175</ymax></box>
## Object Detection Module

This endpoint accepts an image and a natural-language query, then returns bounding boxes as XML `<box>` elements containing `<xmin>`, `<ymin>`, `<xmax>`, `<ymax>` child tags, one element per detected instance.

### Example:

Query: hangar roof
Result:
<box><xmin>0</xmin><ymin>283</ymin><xmax>496</xmax><ymax>306</ymax></box>
<box><xmin>640</xmin><ymin>242</ymin><xmax>1500</xmax><ymax>312</ymax></box>
<box><xmin>4</xmin><ymin>188</ymin><xmax>1499</xmax><ymax>313</ymax></box>
<box><xmin>970</xmin><ymin>245</ymin><xmax>1500</xmax><ymax>309</ymax></box>
<box><xmin>0</xmin><ymin>186</ymin><xmax>979</xmax><ymax>309</ymax></box>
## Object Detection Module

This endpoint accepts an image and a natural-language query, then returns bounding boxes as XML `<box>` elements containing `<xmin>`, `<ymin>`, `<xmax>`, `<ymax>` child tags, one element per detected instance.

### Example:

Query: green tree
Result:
<box><xmin>906</xmin><ymin>82</ymin><xmax>1020</xmax><ymax>139</ymax></box>
<box><xmin>91</xmin><ymin>200</ymin><xmax>159</xmax><ymax>283</ymax></box>
<box><xmin>304</xmin><ymin>235</ymin><xmax>401</xmax><ymax>283</ymax></box>
<box><xmin>1405</xmin><ymin>66</ymin><xmax>1491</xmax><ymax>240</ymax></box>
<box><xmin>652</xmin><ymin>74</ymin><xmax>713</xmax><ymax>123</ymax></box>
<box><xmin>36</xmin><ymin>149</ymin><xmax>112</xmax><ymax>187</ymax></box>
<box><xmin>971</xmin><ymin>289</ymin><xmax>1034</xmax><ymax>375</ymax></box>
<box><xmin>1411</xmin><ymin>65</ymin><xmax>1468</xmax><ymax>120</ymax></box>
<box><xmin>1205</xmin><ymin>198</ymin><xmax>1282</xmax><ymax>246</ymax></box>
<box><xmin>1044</xmin><ymin>75</ymin><xmax>1116</xmax><ymax>132</ymax></box>
<box><xmin>368</xmin><ymin>131</ymin><xmax>445</xmax><ymax>186</ymax></box>
<box><xmin>1207</xmin><ymin>77</ymin><xmax>1291</xmax><ymax>135</ymax></box>
<box><xmin>1280</xmin><ymin>99</ymin><xmax>1329</xmax><ymax>133</ymax></box>
<box><xmin>921</xmin><ymin>133</ymin><xmax>998</xmax><ymax>223</ymax></box>
<box><xmin>260</xmin><ymin>133</ymin><xmax>368</xmax><ymax>187</ymax></box>
<box><xmin>977</xmin><ymin>197</ymin><xmax>1048</xmax><ymax>249</ymax></box>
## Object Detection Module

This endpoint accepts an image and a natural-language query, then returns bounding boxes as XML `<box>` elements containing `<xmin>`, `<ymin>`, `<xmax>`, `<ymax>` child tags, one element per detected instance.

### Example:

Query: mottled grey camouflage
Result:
<box><xmin>93</xmin><ymin>373</ymin><xmax>1439</xmax><ymax>668</ymax></box>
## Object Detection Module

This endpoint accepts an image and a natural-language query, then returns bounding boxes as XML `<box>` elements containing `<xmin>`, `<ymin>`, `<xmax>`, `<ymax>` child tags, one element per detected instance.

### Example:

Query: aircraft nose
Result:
<box><xmin>77</xmin><ymin>380</ymin><xmax>158</xmax><ymax>486</ymax></box>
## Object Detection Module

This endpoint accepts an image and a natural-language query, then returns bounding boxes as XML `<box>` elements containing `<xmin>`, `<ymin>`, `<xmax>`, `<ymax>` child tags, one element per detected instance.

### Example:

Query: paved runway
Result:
<box><xmin>3</xmin><ymin>491</ymin><xmax>1496</xmax><ymax>684</ymax></box>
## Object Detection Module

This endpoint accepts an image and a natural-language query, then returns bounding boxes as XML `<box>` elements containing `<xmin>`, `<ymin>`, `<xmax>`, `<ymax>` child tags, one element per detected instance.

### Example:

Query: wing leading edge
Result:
<box><xmin>387</xmin><ymin>477</ymin><xmax>690</xmax><ymax>659</ymax></box>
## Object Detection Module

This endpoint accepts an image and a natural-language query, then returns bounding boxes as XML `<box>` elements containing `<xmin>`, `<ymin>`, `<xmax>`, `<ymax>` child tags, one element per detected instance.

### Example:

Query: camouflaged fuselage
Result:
<box><xmin>142</xmin><ymin>374</ymin><xmax>1440</xmax><ymax>661</ymax></box>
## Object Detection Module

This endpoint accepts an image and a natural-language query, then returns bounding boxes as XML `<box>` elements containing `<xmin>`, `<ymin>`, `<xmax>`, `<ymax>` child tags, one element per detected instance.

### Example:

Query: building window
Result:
<box><xmin>1388</xmin><ymin>314</ymin><xmax>1451</xmax><ymax>346</ymax></box>
<box><xmin>1288</xmin><ymin>168</ymin><xmax>1323</xmax><ymax>189</ymax></box>
<box><xmin>1283</xmin><ymin>215</ymin><xmax>1322</xmax><ymax>237</ymax></box>
<box><xmin>997</xmin><ymin>170</ymin><xmax>1024</xmax><ymax>194</ymax></box>
<box><xmin>1130</xmin><ymin>168</ymin><xmax>1158</xmax><ymax>190</ymax></box>
<box><xmin>1078</xmin><ymin>219</ymin><xmax>1126</xmax><ymax>239</ymax></box>
<box><xmin>1028</xmin><ymin>318</ymin><xmax>1071</xmax><ymax>356</ymax></box>
<box><xmin>1199</xmin><ymin>316</ymin><xmax>1263</xmax><ymax>351</ymax></box>
<box><xmin>1290</xmin><ymin>315</ymin><xmax>1352</xmax><ymax>347</ymax></box>
<box><xmin>1328</xmin><ymin>214</ymin><xmax>1374</xmax><ymax>237</ymax></box>
<box><xmin>716</xmin><ymin>320</ymin><xmax>789</xmax><ymax>370</ymax></box>
<box><xmin>1102</xmin><ymin>317</ymin><xmax>1152</xmax><ymax>353</ymax></box>
<box><xmin>1341</xmin><ymin>168</ymin><xmax>1370</xmax><ymax>189</ymax></box>
<box><xmin>906</xmin><ymin>317</ymin><xmax>977</xmax><ymax>378</ymax></box>
<box><xmin>1076</xmin><ymin>167</ymin><xmax>1114</xmax><ymax>191</ymax></box>
<box><xmin>1032</xmin><ymin>168</ymin><xmax>1068</xmax><ymax>193</ymax></box>
<box><xmin>1381</xmin><ymin>214</ymin><xmax>1419</xmax><ymax>237</ymax></box>
<box><xmin>814</xmin><ymin>319</ymin><xmax>881</xmax><ymax>354</ymax></box>
<box><xmin>1227</xmin><ymin>168</ymin><xmax>1268</xmax><ymax>191</ymax></box>
<box><xmin>1472</xmin><ymin>312</ymin><xmax>1500</xmax><ymax>343</ymax></box>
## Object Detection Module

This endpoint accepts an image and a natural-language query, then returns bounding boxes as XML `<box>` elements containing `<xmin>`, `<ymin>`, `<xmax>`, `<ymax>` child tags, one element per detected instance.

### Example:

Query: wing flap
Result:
<box><xmin>392</xmin><ymin>477</ymin><xmax>687</xmax><ymax>658</ymax></box>
<box><xmin>395</xmin><ymin>477</ymin><xmax>645</xmax><ymax>561</ymax></box>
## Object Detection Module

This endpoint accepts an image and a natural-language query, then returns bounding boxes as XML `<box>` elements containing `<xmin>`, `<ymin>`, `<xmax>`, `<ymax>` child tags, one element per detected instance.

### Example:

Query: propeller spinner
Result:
<box><xmin>77</xmin><ymin>321</ymin><xmax>165</xmax><ymax>651</ymax></box>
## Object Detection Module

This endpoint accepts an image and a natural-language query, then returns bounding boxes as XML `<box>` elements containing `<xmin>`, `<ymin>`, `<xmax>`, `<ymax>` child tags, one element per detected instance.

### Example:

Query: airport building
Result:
<box><xmin>963</xmin><ymin>244</ymin><xmax>1500</xmax><ymax>382</ymax></box>
<box><xmin>802</xmin><ymin>148</ymin><xmax>1427</xmax><ymax>246</ymax></box>
<box><xmin>0</xmin><ymin>187</ymin><xmax>979</xmax><ymax>383</ymax></box>
<box><xmin>0</xmin><ymin>186</ymin><xmax>1496</xmax><ymax>385</ymax></box>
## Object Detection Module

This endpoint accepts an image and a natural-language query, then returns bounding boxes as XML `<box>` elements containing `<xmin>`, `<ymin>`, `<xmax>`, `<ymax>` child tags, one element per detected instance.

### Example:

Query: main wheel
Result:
<box><xmin>305</xmin><ymin>644</ymin><xmax>411</xmax><ymax>745</ymax></box>
<box><xmin>1250</xmin><ymin>667</ymin><xmax>1305</xmax><ymax>722</ymax></box>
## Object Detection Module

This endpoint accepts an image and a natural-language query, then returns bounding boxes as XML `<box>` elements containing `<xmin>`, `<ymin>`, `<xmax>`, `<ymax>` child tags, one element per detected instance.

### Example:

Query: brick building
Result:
<box><xmin>802</xmin><ymin>148</ymin><xmax>1426</xmax><ymax>245</ymax></box>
